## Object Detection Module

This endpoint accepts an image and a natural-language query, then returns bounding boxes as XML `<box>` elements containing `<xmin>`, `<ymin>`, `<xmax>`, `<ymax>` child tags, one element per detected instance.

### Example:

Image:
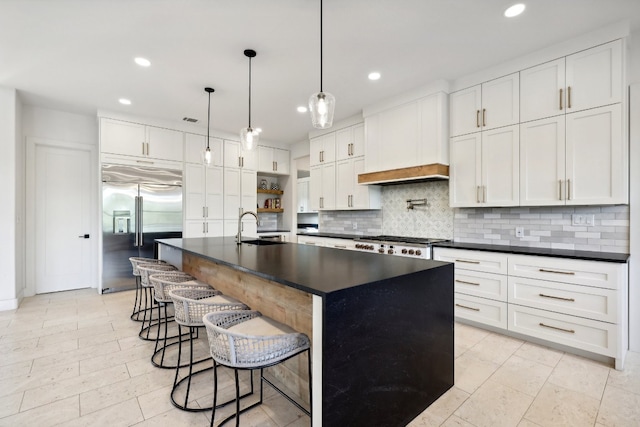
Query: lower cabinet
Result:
<box><xmin>433</xmin><ymin>247</ymin><xmax>628</xmax><ymax>369</ymax></box>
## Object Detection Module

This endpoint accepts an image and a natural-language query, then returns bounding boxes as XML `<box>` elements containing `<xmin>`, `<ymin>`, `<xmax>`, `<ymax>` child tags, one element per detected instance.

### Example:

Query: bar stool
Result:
<box><xmin>169</xmin><ymin>288</ymin><xmax>249</xmax><ymax>412</ymax></box>
<box><xmin>128</xmin><ymin>257</ymin><xmax>167</xmax><ymax>321</ymax></box>
<box><xmin>148</xmin><ymin>272</ymin><xmax>211</xmax><ymax>369</ymax></box>
<box><xmin>203</xmin><ymin>310</ymin><xmax>311</xmax><ymax>427</ymax></box>
<box><xmin>137</xmin><ymin>263</ymin><xmax>178</xmax><ymax>341</ymax></box>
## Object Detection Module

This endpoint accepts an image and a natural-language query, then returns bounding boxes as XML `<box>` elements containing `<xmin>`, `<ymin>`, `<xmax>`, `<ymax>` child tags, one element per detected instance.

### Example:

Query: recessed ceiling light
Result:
<box><xmin>297</xmin><ymin>106</ymin><xmax>308</xmax><ymax>113</ymax></box>
<box><xmin>504</xmin><ymin>3</ymin><xmax>525</xmax><ymax>17</ymax></box>
<box><xmin>119</xmin><ymin>98</ymin><xmax>131</xmax><ymax>105</ymax></box>
<box><xmin>368</xmin><ymin>72</ymin><xmax>381</xmax><ymax>81</ymax></box>
<box><xmin>134</xmin><ymin>57</ymin><xmax>151</xmax><ymax>67</ymax></box>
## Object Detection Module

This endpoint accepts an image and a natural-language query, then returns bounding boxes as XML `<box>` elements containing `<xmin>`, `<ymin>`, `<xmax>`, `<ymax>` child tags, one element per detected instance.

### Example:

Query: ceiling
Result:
<box><xmin>2</xmin><ymin>0</ymin><xmax>640</xmax><ymax>145</ymax></box>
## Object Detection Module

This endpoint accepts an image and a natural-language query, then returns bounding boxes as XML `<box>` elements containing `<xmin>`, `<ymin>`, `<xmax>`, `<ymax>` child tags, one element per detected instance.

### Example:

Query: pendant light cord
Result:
<box><xmin>320</xmin><ymin>0</ymin><xmax>323</xmax><ymax>92</ymax></box>
<box><xmin>207</xmin><ymin>91</ymin><xmax>211</xmax><ymax>149</ymax></box>
<box><xmin>248</xmin><ymin>56</ymin><xmax>252</xmax><ymax>128</ymax></box>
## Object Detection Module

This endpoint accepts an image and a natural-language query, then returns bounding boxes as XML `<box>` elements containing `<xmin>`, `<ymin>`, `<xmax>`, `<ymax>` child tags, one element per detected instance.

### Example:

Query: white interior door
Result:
<box><xmin>34</xmin><ymin>143</ymin><xmax>94</xmax><ymax>293</ymax></box>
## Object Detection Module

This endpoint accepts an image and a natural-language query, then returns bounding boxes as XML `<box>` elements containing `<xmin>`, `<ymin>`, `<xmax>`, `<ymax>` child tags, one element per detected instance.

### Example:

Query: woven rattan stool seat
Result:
<box><xmin>138</xmin><ymin>263</ymin><xmax>178</xmax><ymax>288</ymax></box>
<box><xmin>127</xmin><ymin>257</ymin><xmax>167</xmax><ymax>322</ymax></box>
<box><xmin>148</xmin><ymin>271</ymin><xmax>206</xmax><ymax>303</ymax></box>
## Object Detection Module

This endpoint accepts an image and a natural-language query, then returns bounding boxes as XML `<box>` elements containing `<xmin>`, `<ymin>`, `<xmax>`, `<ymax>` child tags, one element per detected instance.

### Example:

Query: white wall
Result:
<box><xmin>0</xmin><ymin>87</ymin><xmax>18</xmax><ymax>310</ymax></box>
<box><xmin>23</xmin><ymin>106</ymin><xmax>98</xmax><ymax>146</ymax></box>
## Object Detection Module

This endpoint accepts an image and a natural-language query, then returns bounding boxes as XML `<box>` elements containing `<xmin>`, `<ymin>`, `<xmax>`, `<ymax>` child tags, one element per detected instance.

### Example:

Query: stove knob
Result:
<box><xmin>378</xmin><ymin>248</ymin><xmax>385</xmax><ymax>254</ymax></box>
<box><xmin>401</xmin><ymin>249</ymin><xmax>408</xmax><ymax>254</ymax></box>
<box><xmin>355</xmin><ymin>244</ymin><xmax>360</xmax><ymax>249</ymax></box>
<box><xmin>416</xmin><ymin>250</ymin><xmax>422</xmax><ymax>256</ymax></box>
<box><xmin>367</xmin><ymin>245</ymin><xmax>373</xmax><ymax>250</ymax></box>
<box><xmin>388</xmin><ymin>249</ymin><xmax>394</xmax><ymax>255</ymax></box>
<box><xmin>408</xmin><ymin>249</ymin><xmax>415</xmax><ymax>255</ymax></box>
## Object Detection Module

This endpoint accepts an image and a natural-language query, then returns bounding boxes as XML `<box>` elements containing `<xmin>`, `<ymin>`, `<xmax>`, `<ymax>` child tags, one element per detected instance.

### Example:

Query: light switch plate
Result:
<box><xmin>515</xmin><ymin>227</ymin><xmax>524</xmax><ymax>238</ymax></box>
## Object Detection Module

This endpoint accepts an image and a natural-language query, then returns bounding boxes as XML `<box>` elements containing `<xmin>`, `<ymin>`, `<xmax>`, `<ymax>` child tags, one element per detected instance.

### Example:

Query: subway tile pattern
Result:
<box><xmin>319</xmin><ymin>210</ymin><xmax>382</xmax><ymax>236</ymax></box>
<box><xmin>454</xmin><ymin>205</ymin><xmax>630</xmax><ymax>253</ymax></box>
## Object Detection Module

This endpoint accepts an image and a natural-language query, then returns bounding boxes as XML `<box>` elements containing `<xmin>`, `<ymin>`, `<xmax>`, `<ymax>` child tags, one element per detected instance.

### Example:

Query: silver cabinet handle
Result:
<box><xmin>146</xmin><ymin>143</ymin><xmax>150</xmax><ymax>156</ymax></box>
<box><xmin>456</xmin><ymin>303</ymin><xmax>480</xmax><ymax>312</ymax></box>
<box><xmin>206</xmin><ymin>206</ymin><xmax>209</xmax><ymax>218</ymax></box>
<box><xmin>539</xmin><ymin>293</ymin><xmax>575</xmax><ymax>302</ymax></box>
<box><xmin>456</xmin><ymin>259</ymin><xmax>480</xmax><ymax>264</ymax></box>
<box><xmin>135</xmin><ymin>160</ymin><xmax>154</xmax><ymax>165</ymax></box>
<box><xmin>567</xmin><ymin>86</ymin><xmax>572</xmax><ymax>109</ymax></box>
<box><xmin>476</xmin><ymin>110</ymin><xmax>480</xmax><ymax>128</ymax></box>
<box><xmin>559</xmin><ymin>88</ymin><xmax>563</xmax><ymax>110</ymax></box>
<box><xmin>483</xmin><ymin>185</ymin><xmax>487</xmax><ymax>203</ymax></box>
<box><xmin>567</xmin><ymin>179</ymin><xmax>571</xmax><ymax>200</ymax></box>
<box><xmin>539</xmin><ymin>322</ymin><xmax>575</xmax><ymax>334</ymax></box>
<box><xmin>476</xmin><ymin>186</ymin><xmax>480</xmax><ymax>203</ymax></box>
<box><xmin>559</xmin><ymin>180</ymin><xmax>563</xmax><ymax>201</ymax></box>
<box><xmin>482</xmin><ymin>108</ymin><xmax>486</xmax><ymax>127</ymax></box>
<box><xmin>455</xmin><ymin>279</ymin><xmax>480</xmax><ymax>286</ymax></box>
<box><xmin>539</xmin><ymin>268</ymin><xmax>575</xmax><ymax>275</ymax></box>
<box><xmin>141</xmin><ymin>142</ymin><xmax>145</xmax><ymax>155</ymax></box>
<box><xmin>206</xmin><ymin>222</ymin><xmax>208</xmax><ymax>233</ymax></box>
<box><xmin>203</xmin><ymin>206</ymin><xmax>206</xmax><ymax>218</ymax></box>
<box><xmin>305</xmin><ymin>242</ymin><xmax>316</xmax><ymax>245</ymax></box>
<box><xmin>334</xmin><ymin>245</ymin><xmax>347</xmax><ymax>249</ymax></box>
<box><xmin>203</xmin><ymin>222</ymin><xmax>206</xmax><ymax>234</ymax></box>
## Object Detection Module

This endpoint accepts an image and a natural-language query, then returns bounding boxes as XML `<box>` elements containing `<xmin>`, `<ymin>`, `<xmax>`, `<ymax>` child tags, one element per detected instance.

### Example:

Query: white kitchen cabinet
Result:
<box><xmin>310</xmin><ymin>163</ymin><xmax>335</xmax><ymax>211</ymax></box>
<box><xmin>520</xmin><ymin>104</ymin><xmax>625</xmax><ymax>206</ymax></box>
<box><xmin>185</xmin><ymin>219</ymin><xmax>223</xmax><ymax>238</ymax></box>
<box><xmin>450</xmin><ymin>125</ymin><xmax>519</xmax><ymax>207</ymax></box>
<box><xmin>449</xmin><ymin>73</ymin><xmax>519</xmax><ymax>137</ymax></box>
<box><xmin>257</xmin><ymin>146</ymin><xmax>289</xmax><ymax>175</ymax></box>
<box><xmin>520</xmin><ymin>40</ymin><xmax>622</xmax><ymax>123</ymax></box>
<box><xmin>224</xmin><ymin>139</ymin><xmax>257</xmax><ymax>171</ymax></box>
<box><xmin>297</xmin><ymin>178</ymin><xmax>311</xmax><ymax>213</ymax></box>
<box><xmin>100</xmin><ymin>118</ymin><xmax>184</xmax><ymax>161</ymax></box>
<box><xmin>310</xmin><ymin>133</ymin><xmax>336</xmax><ymax>167</ymax></box>
<box><xmin>223</xmin><ymin>168</ymin><xmax>257</xmax><ymax>221</ymax></box>
<box><xmin>185</xmin><ymin>133</ymin><xmax>223</xmax><ymax>166</ymax></box>
<box><xmin>336</xmin><ymin>123</ymin><xmax>364</xmax><ymax>161</ymax></box>
<box><xmin>184</xmin><ymin>163</ymin><xmax>224</xmax><ymax>237</ymax></box>
<box><xmin>224</xmin><ymin>219</ymin><xmax>257</xmax><ymax>238</ymax></box>
<box><xmin>335</xmin><ymin>158</ymin><xmax>381</xmax><ymax>210</ymax></box>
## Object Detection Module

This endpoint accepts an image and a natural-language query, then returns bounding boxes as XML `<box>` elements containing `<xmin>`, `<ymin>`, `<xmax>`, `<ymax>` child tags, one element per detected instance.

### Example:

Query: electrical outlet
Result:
<box><xmin>515</xmin><ymin>227</ymin><xmax>524</xmax><ymax>238</ymax></box>
<box><xmin>585</xmin><ymin>214</ymin><xmax>595</xmax><ymax>226</ymax></box>
<box><xmin>572</xmin><ymin>214</ymin><xmax>594</xmax><ymax>226</ymax></box>
<box><xmin>353</xmin><ymin>222</ymin><xmax>358</xmax><ymax>230</ymax></box>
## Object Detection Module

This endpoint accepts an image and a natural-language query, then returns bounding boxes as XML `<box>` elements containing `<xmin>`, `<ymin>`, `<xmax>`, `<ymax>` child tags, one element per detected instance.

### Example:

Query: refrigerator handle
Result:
<box><xmin>134</xmin><ymin>196</ymin><xmax>140</xmax><ymax>247</ymax></box>
<box><xmin>139</xmin><ymin>196</ymin><xmax>144</xmax><ymax>247</ymax></box>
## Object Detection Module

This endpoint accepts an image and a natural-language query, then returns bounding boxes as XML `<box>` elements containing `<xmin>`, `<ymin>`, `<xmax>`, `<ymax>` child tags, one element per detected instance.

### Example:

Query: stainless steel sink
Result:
<box><xmin>241</xmin><ymin>239</ymin><xmax>285</xmax><ymax>246</ymax></box>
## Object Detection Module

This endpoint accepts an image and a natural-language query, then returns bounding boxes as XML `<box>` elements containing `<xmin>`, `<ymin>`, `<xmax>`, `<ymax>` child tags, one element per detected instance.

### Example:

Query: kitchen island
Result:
<box><xmin>157</xmin><ymin>237</ymin><xmax>454</xmax><ymax>426</ymax></box>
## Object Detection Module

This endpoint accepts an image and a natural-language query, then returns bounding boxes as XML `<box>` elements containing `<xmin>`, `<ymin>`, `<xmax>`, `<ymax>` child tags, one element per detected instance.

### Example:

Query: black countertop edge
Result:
<box><xmin>296</xmin><ymin>232</ymin><xmax>363</xmax><ymax>240</ymax></box>
<box><xmin>257</xmin><ymin>229</ymin><xmax>290</xmax><ymax>233</ymax></box>
<box><xmin>432</xmin><ymin>242</ymin><xmax>629</xmax><ymax>263</ymax></box>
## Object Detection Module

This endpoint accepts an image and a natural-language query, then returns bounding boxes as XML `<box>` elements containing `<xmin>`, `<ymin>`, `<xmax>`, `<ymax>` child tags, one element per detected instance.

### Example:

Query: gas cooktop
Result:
<box><xmin>356</xmin><ymin>235</ymin><xmax>450</xmax><ymax>245</ymax></box>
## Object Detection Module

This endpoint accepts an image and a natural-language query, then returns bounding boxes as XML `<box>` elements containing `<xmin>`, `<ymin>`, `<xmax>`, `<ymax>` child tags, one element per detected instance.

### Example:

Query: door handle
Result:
<box><xmin>78</xmin><ymin>234</ymin><xmax>90</xmax><ymax>239</ymax></box>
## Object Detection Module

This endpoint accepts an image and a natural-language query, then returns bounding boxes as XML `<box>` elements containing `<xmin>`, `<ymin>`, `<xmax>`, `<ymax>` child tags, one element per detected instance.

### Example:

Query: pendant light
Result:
<box><xmin>240</xmin><ymin>49</ymin><xmax>259</xmax><ymax>151</ymax></box>
<box><xmin>309</xmin><ymin>0</ymin><xmax>335</xmax><ymax>129</ymax></box>
<box><xmin>203</xmin><ymin>87</ymin><xmax>214</xmax><ymax>166</ymax></box>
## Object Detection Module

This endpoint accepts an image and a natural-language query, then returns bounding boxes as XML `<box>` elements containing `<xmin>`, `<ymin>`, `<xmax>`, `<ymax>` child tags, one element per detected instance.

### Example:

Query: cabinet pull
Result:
<box><xmin>559</xmin><ymin>180</ymin><xmax>563</xmax><ymax>200</ymax></box>
<box><xmin>476</xmin><ymin>110</ymin><xmax>480</xmax><ymax>128</ymax></box>
<box><xmin>206</xmin><ymin>206</ymin><xmax>209</xmax><ymax>217</ymax></box>
<box><xmin>135</xmin><ymin>160</ymin><xmax>154</xmax><ymax>165</ymax></box>
<box><xmin>238</xmin><ymin>157</ymin><xmax>242</xmax><ymax>167</ymax></box>
<box><xmin>483</xmin><ymin>185</ymin><xmax>487</xmax><ymax>203</ymax></box>
<box><xmin>305</xmin><ymin>242</ymin><xmax>316</xmax><ymax>245</ymax></box>
<box><xmin>202</xmin><ymin>222</ymin><xmax>206</xmax><ymax>234</ymax></box>
<box><xmin>456</xmin><ymin>303</ymin><xmax>480</xmax><ymax>312</ymax></box>
<box><xmin>539</xmin><ymin>268</ymin><xmax>575</xmax><ymax>275</ymax></box>
<box><xmin>455</xmin><ymin>259</ymin><xmax>480</xmax><ymax>264</ymax></box>
<box><xmin>455</xmin><ymin>279</ymin><xmax>480</xmax><ymax>286</ymax></box>
<box><xmin>146</xmin><ymin>143</ymin><xmax>150</xmax><ymax>156</ymax></box>
<box><xmin>567</xmin><ymin>86</ymin><xmax>572</xmax><ymax>109</ymax></box>
<box><xmin>539</xmin><ymin>293</ymin><xmax>575</xmax><ymax>302</ymax></box>
<box><xmin>482</xmin><ymin>108</ymin><xmax>486</xmax><ymax>127</ymax></box>
<box><xmin>203</xmin><ymin>207</ymin><xmax>206</xmax><ymax>218</ymax></box>
<box><xmin>334</xmin><ymin>245</ymin><xmax>347</xmax><ymax>249</ymax></box>
<box><xmin>559</xmin><ymin>88</ymin><xmax>563</xmax><ymax>110</ymax></box>
<box><xmin>241</xmin><ymin>157</ymin><xmax>244</xmax><ymax>167</ymax></box>
<box><xmin>539</xmin><ymin>322</ymin><xmax>575</xmax><ymax>334</ymax></box>
<box><xmin>567</xmin><ymin>179</ymin><xmax>571</xmax><ymax>200</ymax></box>
<box><xmin>141</xmin><ymin>142</ymin><xmax>145</xmax><ymax>155</ymax></box>
<box><xmin>476</xmin><ymin>186</ymin><xmax>480</xmax><ymax>203</ymax></box>
<box><xmin>205</xmin><ymin>222</ymin><xmax>209</xmax><ymax>233</ymax></box>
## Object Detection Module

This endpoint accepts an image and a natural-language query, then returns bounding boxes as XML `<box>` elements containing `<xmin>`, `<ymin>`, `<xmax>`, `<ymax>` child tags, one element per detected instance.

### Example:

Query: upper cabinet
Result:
<box><xmin>336</xmin><ymin>123</ymin><xmax>364</xmax><ymax>161</ymax></box>
<box><xmin>100</xmin><ymin>118</ymin><xmax>183</xmax><ymax>162</ymax></box>
<box><xmin>224</xmin><ymin>139</ymin><xmax>257</xmax><ymax>171</ymax></box>
<box><xmin>520</xmin><ymin>40</ymin><xmax>622</xmax><ymax>123</ymax></box>
<box><xmin>257</xmin><ymin>146</ymin><xmax>290</xmax><ymax>175</ymax></box>
<box><xmin>185</xmin><ymin>133</ymin><xmax>223</xmax><ymax>166</ymax></box>
<box><xmin>310</xmin><ymin>133</ymin><xmax>336</xmax><ymax>167</ymax></box>
<box><xmin>449</xmin><ymin>73</ymin><xmax>519</xmax><ymax>137</ymax></box>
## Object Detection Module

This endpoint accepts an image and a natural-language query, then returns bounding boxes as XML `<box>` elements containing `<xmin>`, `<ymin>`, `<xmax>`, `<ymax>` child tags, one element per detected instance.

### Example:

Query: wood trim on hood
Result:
<box><xmin>358</xmin><ymin>164</ymin><xmax>449</xmax><ymax>185</ymax></box>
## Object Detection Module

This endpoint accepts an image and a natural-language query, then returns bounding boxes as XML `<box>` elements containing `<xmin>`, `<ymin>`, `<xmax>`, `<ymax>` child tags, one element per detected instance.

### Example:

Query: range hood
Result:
<box><xmin>358</xmin><ymin>163</ymin><xmax>449</xmax><ymax>185</ymax></box>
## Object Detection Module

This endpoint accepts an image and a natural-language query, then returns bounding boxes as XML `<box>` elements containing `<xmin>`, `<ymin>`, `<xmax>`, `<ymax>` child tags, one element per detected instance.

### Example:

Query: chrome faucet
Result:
<box><xmin>237</xmin><ymin>210</ymin><xmax>258</xmax><ymax>244</ymax></box>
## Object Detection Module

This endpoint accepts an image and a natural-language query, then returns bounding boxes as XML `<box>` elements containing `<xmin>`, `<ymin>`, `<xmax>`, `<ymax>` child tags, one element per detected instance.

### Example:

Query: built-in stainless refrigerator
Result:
<box><xmin>102</xmin><ymin>164</ymin><xmax>183</xmax><ymax>293</ymax></box>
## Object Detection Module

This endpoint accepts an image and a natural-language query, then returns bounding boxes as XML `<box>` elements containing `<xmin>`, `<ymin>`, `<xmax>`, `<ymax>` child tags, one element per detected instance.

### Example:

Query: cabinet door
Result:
<box><xmin>100</xmin><ymin>118</ymin><xmax>145</xmax><ymax>157</ymax></box>
<box><xmin>273</xmin><ymin>148</ymin><xmax>290</xmax><ymax>175</ymax></box>
<box><xmin>310</xmin><ymin>137</ymin><xmax>323</xmax><ymax>166</ymax></box>
<box><xmin>241</xmin><ymin>147</ymin><xmax>258</xmax><ymax>171</ymax></box>
<box><xmin>309</xmin><ymin>166</ymin><xmax>322</xmax><ymax>211</ymax></box>
<box><xmin>185</xmin><ymin>133</ymin><xmax>223</xmax><ymax>166</ymax></box>
<box><xmin>241</xmin><ymin>170</ymin><xmax>257</xmax><ymax>213</ymax></box>
<box><xmin>565</xmin><ymin>104</ymin><xmax>625</xmax><ymax>205</ymax></box>
<box><xmin>520</xmin><ymin>117</ymin><xmax>566</xmax><ymax>206</ymax></box>
<box><xmin>335</xmin><ymin>127</ymin><xmax>355</xmax><ymax>161</ymax></box>
<box><xmin>520</xmin><ymin>58</ymin><xmax>565</xmax><ymax>122</ymax></box>
<box><xmin>224</xmin><ymin>140</ymin><xmax>241</xmax><ymax>168</ymax></box>
<box><xmin>449</xmin><ymin>133</ymin><xmax>481</xmax><ymax>207</ymax></box>
<box><xmin>223</xmin><ymin>168</ymin><xmax>241</xmax><ymax>219</ymax></box>
<box><xmin>322</xmin><ymin>133</ymin><xmax>336</xmax><ymax>163</ymax></box>
<box><xmin>146</xmin><ymin>126</ymin><xmax>183</xmax><ymax>161</ymax></box>
<box><xmin>419</xmin><ymin>92</ymin><xmax>449</xmax><ymax>165</ymax></box>
<box><xmin>322</xmin><ymin>162</ymin><xmax>336</xmax><ymax>210</ymax></box>
<box><xmin>297</xmin><ymin>179</ymin><xmax>309</xmax><ymax>212</ymax></box>
<box><xmin>257</xmin><ymin>146</ymin><xmax>274</xmax><ymax>172</ymax></box>
<box><xmin>352</xmin><ymin>157</ymin><xmax>380</xmax><ymax>209</ymax></box>
<box><xmin>206</xmin><ymin>219</ymin><xmax>224</xmax><ymax>237</ymax></box>
<box><xmin>184</xmin><ymin>220</ymin><xmax>206</xmax><ymax>238</ymax></box>
<box><xmin>205</xmin><ymin>166</ymin><xmax>224</xmax><ymax>219</ymax></box>
<box><xmin>481</xmin><ymin>73</ymin><xmax>519</xmax><ymax>131</ymax></box>
<box><xmin>352</xmin><ymin>124</ymin><xmax>364</xmax><ymax>158</ymax></box>
<box><xmin>335</xmin><ymin>159</ymin><xmax>353</xmax><ymax>209</ymax></box>
<box><xmin>566</xmin><ymin>40</ymin><xmax>622</xmax><ymax>113</ymax></box>
<box><xmin>449</xmin><ymin>85</ymin><xmax>481</xmax><ymax>137</ymax></box>
<box><xmin>184</xmin><ymin>163</ymin><xmax>205</xmax><ymax>220</ymax></box>
<box><xmin>378</xmin><ymin>102</ymin><xmax>421</xmax><ymax>170</ymax></box>
<box><xmin>482</xmin><ymin>125</ymin><xmax>519</xmax><ymax>207</ymax></box>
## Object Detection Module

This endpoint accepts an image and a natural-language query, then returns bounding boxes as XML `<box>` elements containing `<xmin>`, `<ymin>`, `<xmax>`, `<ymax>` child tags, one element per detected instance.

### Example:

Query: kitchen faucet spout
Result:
<box><xmin>237</xmin><ymin>211</ymin><xmax>258</xmax><ymax>244</ymax></box>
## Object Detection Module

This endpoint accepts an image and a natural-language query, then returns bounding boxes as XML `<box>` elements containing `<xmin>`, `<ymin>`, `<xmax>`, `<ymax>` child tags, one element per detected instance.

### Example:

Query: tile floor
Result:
<box><xmin>1</xmin><ymin>288</ymin><xmax>639</xmax><ymax>426</ymax></box>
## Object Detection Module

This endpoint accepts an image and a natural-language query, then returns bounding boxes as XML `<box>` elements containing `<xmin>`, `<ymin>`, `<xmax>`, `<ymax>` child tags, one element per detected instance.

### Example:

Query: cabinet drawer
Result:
<box><xmin>508</xmin><ymin>255</ymin><xmax>622</xmax><ymax>290</ymax></box>
<box><xmin>433</xmin><ymin>248</ymin><xmax>508</xmax><ymax>274</ymax></box>
<box><xmin>508</xmin><ymin>305</ymin><xmax>617</xmax><ymax>357</ymax></box>
<box><xmin>508</xmin><ymin>277</ymin><xmax>617</xmax><ymax>323</ymax></box>
<box><xmin>455</xmin><ymin>270</ymin><xmax>507</xmax><ymax>301</ymax></box>
<box><xmin>454</xmin><ymin>294</ymin><xmax>507</xmax><ymax>329</ymax></box>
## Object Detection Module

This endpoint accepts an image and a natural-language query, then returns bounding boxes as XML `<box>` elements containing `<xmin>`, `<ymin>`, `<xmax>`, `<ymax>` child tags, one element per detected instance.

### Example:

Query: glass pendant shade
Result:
<box><xmin>203</xmin><ymin>87</ymin><xmax>215</xmax><ymax>167</ymax></box>
<box><xmin>240</xmin><ymin>127</ymin><xmax>258</xmax><ymax>151</ymax></box>
<box><xmin>309</xmin><ymin>91</ymin><xmax>335</xmax><ymax>129</ymax></box>
<box><xmin>202</xmin><ymin>145</ymin><xmax>212</xmax><ymax>166</ymax></box>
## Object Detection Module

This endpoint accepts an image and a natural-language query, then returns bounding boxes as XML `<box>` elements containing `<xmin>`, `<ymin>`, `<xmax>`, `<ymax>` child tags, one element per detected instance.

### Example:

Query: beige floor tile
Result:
<box><xmin>454</xmin><ymin>351</ymin><xmax>501</xmax><ymax>394</ymax></box>
<box><xmin>0</xmin><ymin>392</ymin><xmax>23</xmax><ymax>419</ymax></box>
<box><xmin>466</xmin><ymin>332</ymin><xmax>524</xmax><ymax>365</ymax></box>
<box><xmin>0</xmin><ymin>395</ymin><xmax>79</xmax><ymax>427</ymax></box>
<box><xmin>261</xmin><ymin>391</ymin><xmax>309</xmax><ymax>427</ymax></box>
<box><xmin>131</xmin><ymin>406</ymin><xmax>210</xmax><ymax>427</ymax></box>
<box><xmin>514</xmin><ymin>341</ymin><xmax>564</xmax><ymax>368</ymax></box>
<box><xmin>79</xmin><ymin>342</ymin><xmax>153</xmax><ymax>375</ymax></box>
<box><xmin>31</xmin><ymin>340</ymin><xmax>121</xmax><ymax>373</ymax></box>
<box><xmin>55</xmin><ymin>397</ymin><xmax>145</xmax><ymax>427</ymax></box>
<box><xmin>442</xmin><ymin>414</ymin><xmax>477</xmax><ymax>427</ymax></box>
<box><xmin>491</xmin><ymin>355</ymin><xmax>553</xmax><ymax>397</ymax></box>
<box><xmin>0</xmin><ymin>336</ymin><xmax>78</xmax><ymax>368</ymax></box>
<box><xmin>0</xmin><ymin>360</ymin><xmax>78</xmax><ymax>399</ymax></box>
<box><xmin>136</xmin><ymin>384</ymin><xmax>175</xmax><ymax>419</ymax></box>
<box><xmin>517</xmin><ymin>419</ymin><xmax>543</xmax><ymax>427</ymax></box>
<box><xmin>409</xmin><ymin>386</ymin><xmax>470</xmax><ymax>426</ymax></box>
<box><xmin>455</xmin><ymin>379</ymin><xmax>533</xmax><ymax>427</ymax></box>
<box><xmin>524</xmin><ymin>382</ymin><xmax>600</xmax><ymax>426</ymax></box>
<box><xmin>37</xmin><ymin>322</ymin><xmax>114</xmax><ymax>347</ymax></box>
<box><xmin>0</xmin><ymin>321</ymin><xmax>78</xmax><ymax>345</ymax></box>
<box><xmin>0</xmin><ymin>360</ymin><xmax>32</xmax><ymax>381</ymax></box>
<box><xmin>548</xmin><ymin>353</ymin><xmax>610</xmax><ymax>400</ymax></box>
<box><xmin>455</xmin><ymin>322</ymin><xmax>491</xmax><ymax>352</ymax></box>
<box><xmin>21</xmin><ymin>364</ymin><xmax>130</xmax><ymax>411</ymax></box>
<box><xmin>596</xmin><ymin>384</ymin><xmax>640</xmax><ymax>427</ymax></box>
<box><xmin>607</xmin><ymin>351</ymin><xmax>640</xmax><ymax>396</ymax></box>
<box><xmin>0</xmin><ymin>337</ymin><xmax>39</xmax><ymax>353</ymax></box>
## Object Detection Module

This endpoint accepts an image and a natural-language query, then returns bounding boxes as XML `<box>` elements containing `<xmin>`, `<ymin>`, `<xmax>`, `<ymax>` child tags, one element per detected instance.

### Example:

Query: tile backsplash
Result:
<box><xmin>319</xmin><ymin>210</ymin><xmax>382</xmax><ymax>236</ymax></box>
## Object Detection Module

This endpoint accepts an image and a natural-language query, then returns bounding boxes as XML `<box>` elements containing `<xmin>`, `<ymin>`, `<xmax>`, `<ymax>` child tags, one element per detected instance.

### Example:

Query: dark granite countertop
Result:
<box><xmin>257</xmin><ymin>229</ymin><xmax>290</xmax><ymax>233</ymax></box>
<box><xmin>157</xmin><ymin>237</ymin><xmax>447</xmax><ymax>296</ymax></box>
<box><xmin>296</xmin><ymin>232</ymin><xmax>362</xmax><ymax>240</ymax></box>
<box><xmin>432</xmin><ymin>241</ymin><xmax>629</xmax><ymax>263</ymax></box>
